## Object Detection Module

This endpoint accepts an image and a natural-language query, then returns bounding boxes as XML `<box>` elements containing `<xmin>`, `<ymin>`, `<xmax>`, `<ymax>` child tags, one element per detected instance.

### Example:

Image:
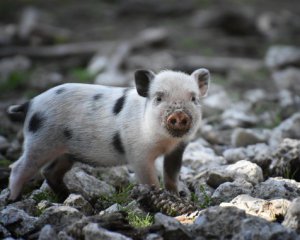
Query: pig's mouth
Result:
<box><xmin>164</xmin><ymin>110</ymin><xmax>192</xmax><ymax>138</ymax></box>
<box><xmin>165</xmin><ymin>127</ymin><xmax>191</xmax><ymax>138</ymax></box>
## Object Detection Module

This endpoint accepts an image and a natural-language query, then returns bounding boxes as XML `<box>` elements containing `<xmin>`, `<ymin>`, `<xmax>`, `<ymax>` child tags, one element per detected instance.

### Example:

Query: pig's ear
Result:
<box><xmin>135</xmin><ymin>70</ymin><xmax>155</xmax><ymax>97</ymax></box>
<box><xmin>191</xmin><ymin>68</ymin><xmax>210</xmax><ymax>97</ymax></box>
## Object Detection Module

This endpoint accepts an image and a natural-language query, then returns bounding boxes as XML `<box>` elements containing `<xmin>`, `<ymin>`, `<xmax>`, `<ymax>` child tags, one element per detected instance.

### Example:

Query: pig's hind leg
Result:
<box><xmin>42</xmin><ymin>154</ymin><xmax>74</xmax><ymax>201</ymax></box>
<box><xmin>9</xmin><ymin>142</ymin><xmax>65</xmax><ymax>201</ymax></box>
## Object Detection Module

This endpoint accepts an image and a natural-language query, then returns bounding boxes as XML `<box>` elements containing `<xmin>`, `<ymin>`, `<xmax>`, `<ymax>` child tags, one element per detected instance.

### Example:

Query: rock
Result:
<box><xmin>117</xmin><ymin>1</ymin><xmax>193</xmax><ymax>17</ymax></box>
<box><xmin>183</xmin><ymin>139</ymin><xmax>226</xmax><ymax>171</ymax></box>
<box><xmin>38</xmin><ymin>206</ymin><xmax>83</xmax><ymax>230</ymax></box>
<box><xmin>18</xmin><ymin>7</ymin><xmax>71</xmax><ymax>45</ymax></box>
<box><xmin>83</xmin><ymin>223</ymin><xmax>132</xmax><ymax>240</ymax></box>
<box><xmin>0</xmin><ymin>24</ymin><xmax>17</xmax><ymax>45</ymax></box>
<box><xmin>244</xmin><ymin>88</ymin><xmax>267</xmax><ymax>104</ymax></box>
<box><xmin>193</xmin><ymin>182</ymin><xmax>214</xmax><ymax>206</ymax></box>
<box><xmin>0</xmin><ymin>55</ymin><xmax>31</xmax><ymax>81</ymax></box>
<box><xmin>38</xmin><ymin>225</ymin><xmax>58</xmax><ymax>240</ymax></box>
<box><xmin>0</xmin><ymin>206</ymin><xmax>38</xmax><ymax>236</ymax></box>
<box><xmin>269</xmin><ymin>139</ymin><xmax>300</xmax><ymax>181</ymax></box>
<box><xmin>191</xmin><ymin>9</ymin><xmax>258</xmax><ymax>36</ymax></box>
<box><xmin>200</xmin><ymin>124</ymin><xmax>231</xmax><ymax>145</ymax></box>
<box><xmin>29</xmin><ymin>68</ymin><xmax>63</xmax><ymax>90</ymax></box>
<box><xmin>222</xmin><ymin>107</ymin><xmax>258</xmax><ymax>128</ymax></box>
<box><xmin>0</xmin><ymin>189</ymin><xmax>10</xmax><ymax>208</ymax></box>
<box><xmin>223</xmin><ymin>144</ymin><xmax>272</xmax><ymax>172</ymax></box>
<box><xmin>63</xmin><ymin>194</ymin><xmax>94</xmax><ymax>216</ymax></box>
<box><xmin>272</xmin><ymin>68</ymin><xmax>300</xmax><ymax>93</ymax></box>
<box><xmin>5</xmin><ymin>139</ymin><xmax>22</xmax><ymax>160</ymax></box>
<box><xmin>265</xmin><ymin>45</ymin><xmax>300</xmax><ymax>70</ymax></box>
<box><xmin>192</xmin><ymin>206</ymin><xmax>298</xmax><ymax>239</ymax></box>
<box><xmin>277</xmin><ymin>90</ymin><xmax>300</xmax><ymax>120</ymax></box>
<box><xmin>64</xmin><ymin>167</ymin><xmax>115</xmax><ymax>202</ymax></box>
<box><xmin>99</xmin><ymin>203</ymin><xmax>122</xmax><ymax>216</ymax></box>
<box><xmin>65</xmin><ymin>211</ymin><xmax>139</xmax><ymax>239</ymax></box>
<box><xmin>94</xmin><ymin>70</ymin><xmax>130</xmax><ymax>87</ymax></box>
<box><xmin>9</xmin><ymin>198</ymin><xmax>38</xmax><ymax>217</ymax></box>
<box><xmin>87</xmin><ymin>55</ymin><xmax>109</xmax><ymax>75</ymax></box>
<box><xmin>252</xmin><ymin>177</ymin><xmax>300</xmax><ymax>200</ymax></box>
<box><xmin>231</xmin><ymin>128</ymin><xmax>270</xmax><ymax>147</ymax></box>
<box><xmin>0</xmin><ymin>224</ymin><xmax>11</xmax><ymax>238</ymax></box>
<box><xmin>0</xmin><ymin>136</ymin><xmax>9</xmax><ymax>153</ymax></box>
<box><xmin>37</xmin><ymin>200</ymin><xmax>56</xmax><ymax>213</ymax></box>
<box><xmin>94</xmin><ymin>166</ymin><xmax>131</xmax><ymax>188</ymax></box>
<box><xmin>0</xmin><ymin>167</ymin><xmax>10</xmax><ymax>190</ymax></box>
<box><xmin>202</xmin><ymin>91</ymin><xmax>232</xmax><ymax>117</ymax></box>
<box><xmin>220</xmin><ymin>194</ymin><xmax>290</xmax><ymax>222</ymax></box>
<box><xmin>145</xmin><ymin>233</ymin><xmax>163</xmax><ymax>240</ymax></box>
<box><xmin>57</xmin><ymin>231</ymin><xmax>74</xmax><ymax>240</ymax></box>
<box><xmin>258</xmin><ymin>12</ymin><xmax>300</xmax><ymax>41</ymax></box>
<box><xmin>127</xmin><ymin>52</ymin><xmax>175</xmax><ymax>72</ymax></box>
<box><xmin>269</xmin><ymin>113</ymin><xmax>300</xmax><ymax>147</ymax></box>
<box><xmin>154</xmin><ymin>213</ymin><xmax>192</xmax><ymax>239</ymax></box>
<box><xmin>83</xmin><ymin>223</ymin><xmax>131</xmax><ymax>240</ymax></box>
<box><xmin>211</xmin><ymin>179</ymin><xmax>253</xmax><ymax>205</ymax></box>
<box><xmin>225</xmin><ymin>160</ymin><xmax>263</xmax><ymax>185</ymax></box>
<box><xmin>283</xmin><ymin>197</ymin><xmax>300</xmax><ymax>234</ymax></box>
<box><xmin>206</xmin><ymin>171</ymin><xmax>233</xmax><ymax>189</ymax></box>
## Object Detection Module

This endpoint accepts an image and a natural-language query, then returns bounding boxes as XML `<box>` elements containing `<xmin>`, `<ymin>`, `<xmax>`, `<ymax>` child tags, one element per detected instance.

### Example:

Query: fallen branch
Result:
<box><xmin>0</xmin><ymin>41</ymin><xmax>115</xmax><ymax>58</ymax></box>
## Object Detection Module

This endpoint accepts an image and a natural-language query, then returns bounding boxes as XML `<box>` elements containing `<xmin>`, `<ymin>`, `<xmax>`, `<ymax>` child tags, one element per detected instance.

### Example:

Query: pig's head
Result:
<box><xmin>135</xmin><ymin>69</ymin><xmax>210</xmax><ymax>140</ymax></box>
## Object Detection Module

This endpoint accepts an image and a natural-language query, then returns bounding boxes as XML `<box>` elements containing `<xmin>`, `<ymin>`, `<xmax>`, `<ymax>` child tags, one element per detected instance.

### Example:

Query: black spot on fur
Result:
<box><xmin>28</xmin><ymin>112</ymin><xmax>44</xmax><ymax>133</ymax></box>
<box><xmin>93</xmin><ymin>93</ymin><xmax>102</xmax><ymax>101</ymax></box>
<box><xmin>63</xmin><ymin>128</ymin><xmax>72</xmax><ymax>139</ymax></box>
<box><xmin>56</xmin><ymin>88</ymin><xmax>66</xmax><ymax>94</ymax></box>
<box><xmin>113</xmin><ymin>91</ymin><xmax>127</xmax><ymax>115</ymax></box>
<box><xmin>112</xmin><ymin>132</ymin><xmax>125</xmax><ymax>154</ymax></box>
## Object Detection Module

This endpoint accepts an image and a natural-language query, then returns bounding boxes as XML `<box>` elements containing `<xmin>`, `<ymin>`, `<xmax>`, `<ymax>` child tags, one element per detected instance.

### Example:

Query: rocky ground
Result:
<box><xmin>1</xmin><ymin>0</ymin><xmax>300</xmax><ymax>239</ymax></box>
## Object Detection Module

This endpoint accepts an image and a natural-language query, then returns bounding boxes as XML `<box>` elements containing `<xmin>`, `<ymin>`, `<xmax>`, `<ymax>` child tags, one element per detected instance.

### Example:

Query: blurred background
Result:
<box><xmin>0</xmin><ymin>0</ymin><xmax>300</xmax><ymax>185</ymax></box>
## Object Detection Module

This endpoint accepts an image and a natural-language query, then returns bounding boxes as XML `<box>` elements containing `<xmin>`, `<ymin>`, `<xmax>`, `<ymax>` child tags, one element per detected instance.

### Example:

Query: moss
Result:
<box><xmin>191</xmin><ymin>185</ymin><xmax>212</xmax><ymax>209</ymax></box>
<box><xmin>0</xmin><ymin>71</ymin><xmax>29</xmax><ymax>92</ymax></box>
<box><xmin>32</xmin><ymin>189</ymin><xmax>60</xmax><ymax>203</ymax></box>
<box><xmin>70</xmin><ymin>68</ymin><xmax>95</xmax><ymax>83</ymax></box>
<box><xmin>97</xmin><ymin>184</ymin><xmax>134</xmax><ymax>209</ymax></box>
<box><xmin>0</xmin><ymin>158</ymin><xmax>11</xmax><ymax>167</ymax></box>
<box><xmin>126</xmin><ymin>211</ymin><xmax>154</xmax><ymax>228</ymax></box>
<box><xmin>283</xmin><ymin>166</ymin><xmax>300</xmax><ymax>180</ymax></box>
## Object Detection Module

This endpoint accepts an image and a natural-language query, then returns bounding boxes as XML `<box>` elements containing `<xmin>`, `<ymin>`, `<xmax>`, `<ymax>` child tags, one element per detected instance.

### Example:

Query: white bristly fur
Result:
<box><xmin>8</xmin><ymin>69</ymin><xmax>210</xmax><ymax>200</ymax></box>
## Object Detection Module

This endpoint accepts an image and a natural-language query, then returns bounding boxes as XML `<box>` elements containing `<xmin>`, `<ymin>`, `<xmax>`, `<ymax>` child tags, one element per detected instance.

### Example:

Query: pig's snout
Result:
<box><xmin>166</xmin><ymin>111</ymin><xmax>191</xmax><ymax>133</ymax></box>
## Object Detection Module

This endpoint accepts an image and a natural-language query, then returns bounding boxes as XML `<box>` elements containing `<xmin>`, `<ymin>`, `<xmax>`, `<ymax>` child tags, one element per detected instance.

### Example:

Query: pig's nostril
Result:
<box><xmin>181</xmin><ymin>119</ymin><xmax>187</xmax><ymax>125</ymax></box>
<box><xmin>170</xmin><ymin>118</ymin><xmax>177</xmax><ymax>125</ymax></box>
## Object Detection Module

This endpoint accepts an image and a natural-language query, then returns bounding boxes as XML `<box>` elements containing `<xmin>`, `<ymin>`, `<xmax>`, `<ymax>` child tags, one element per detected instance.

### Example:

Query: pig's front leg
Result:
<box><xmin>163</xmin><ymin>143</ymin><xmax>186</xmax><ymax>195</ymax></box>
<box><xmin>132</xmin><ymin>155</ymin><xmax>160</xmax><ymax>188</ymax></box>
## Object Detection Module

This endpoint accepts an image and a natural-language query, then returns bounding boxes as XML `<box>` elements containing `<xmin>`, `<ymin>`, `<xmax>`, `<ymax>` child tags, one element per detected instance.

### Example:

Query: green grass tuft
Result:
<box><xmin>0</xmin><ymin>71</ymin><xmax>29</xmax><ymax>92</ymax></box>
<box><xmin>32</xmin><ymin>189</ymin><xmax>60</xmax><ymax>203</ymax></box>
<box><xmin>0</xmin><ymin>159</ymin><xmax>11</xmax><ymax>167</ymax></box>
<box><xmin>191</xmin><ymin>185</ymin><xmax>212</xmax><ymax>209</ymax></box>
<box><xmin>126</xmin><ymin>211</ymin><xmax>154</xmax><ymax>228</ymax></box>
<box><xmin>98</xmin><ymin>184</ymin><xmax>134</xmax><ymax>209</ymax></box>
<box><xmin>70</xmin><ymin>68</ymin><xmax>95</xmax><ymax>83</ymax></box>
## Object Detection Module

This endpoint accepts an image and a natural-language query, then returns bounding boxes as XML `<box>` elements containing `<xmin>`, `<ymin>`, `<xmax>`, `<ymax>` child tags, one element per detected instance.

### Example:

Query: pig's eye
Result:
<box><xmin>156</xmin><ymin>96</ymin><xmax>162</xmax><ymax>103</ymax></box>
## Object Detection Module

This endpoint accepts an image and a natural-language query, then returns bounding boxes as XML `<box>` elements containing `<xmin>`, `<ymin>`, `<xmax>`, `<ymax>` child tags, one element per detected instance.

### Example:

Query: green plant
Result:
<box><xmin>191</xmin><ymin>185</ymin><xmax>212</xmax><ymax>209</ymax></box>
<box><xmin>283</xmin><ymin>166</ymin><xmax>300</xmax><ymax>180</ymax></box>
<box><xmin>0</xmin><ymin>159</ymin><xmax>11</xmax><ymax>167</ymax></box>
<box><xmin>0</xmin><ymin>71</ymin><xmax>28</xmax><ymax>92</ymax></box>
<box><xmin>70</xmin><ymin>68</ymin><xmax>95</xmax><ymax>83</ymax></box>
<box><xmin>126</xmin><ymin>211</ymin><xmax>154</xmax><ymax>228</ymax></box>
<box><xmin>32</xmin><ymin>189</ymin><xmax>60</xmax><ymax>203</ymax></box>
<box><xmin>98</xmin><ymin>184</ymin><xmax>134</xmax><ymax>209</ymax></box>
